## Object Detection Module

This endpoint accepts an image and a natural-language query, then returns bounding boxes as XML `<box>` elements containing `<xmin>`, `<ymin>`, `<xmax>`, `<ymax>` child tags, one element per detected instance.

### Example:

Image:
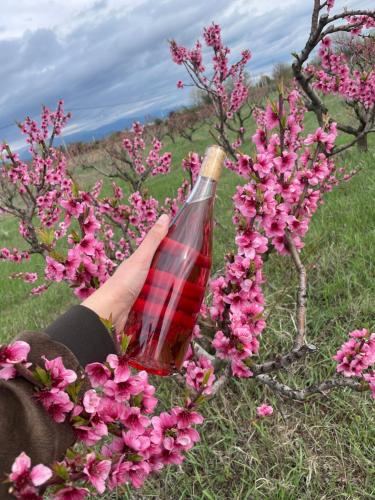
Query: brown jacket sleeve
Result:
<box><xmin>0</xmin><ymin>305</ymin><xmax>115</xmax><ymax>499</ymax></box>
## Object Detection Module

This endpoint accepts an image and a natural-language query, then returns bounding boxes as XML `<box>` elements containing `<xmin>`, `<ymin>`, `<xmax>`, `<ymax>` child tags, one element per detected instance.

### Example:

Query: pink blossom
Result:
<box><xmin>121</xmin><ymin>407</ymin><xmax>150</xmax><ymax>434</ymax></box>
<box><xmin>256</xmin><ymin>404</ymin><xmax>273</xmax><ymax>417</ymax></box>
<box><xmin>0</xmin><ymin>340</ymin><xmax>30</xmax><ymax>364</ymax></box>
<box><xmin>171</xmin><ymin>407</ymin><xmax>204</xmax><ymax>428</ymax></box>
<box><xmin>106</xmin><ymin>354</ymin><xmax>131</xmax><ymax>383</ymax></box>
<box><xmin>83</xmin><ymin>390</ymin><xmax>101</xmax><ymax>414</ymax></box>
<box><xmin>9</xmin><ymin>452</ymin><xmax>52</xmax><ymax>492</ymax></box>
<box><xmin>85</xmin><ymin>362</ymin><xmax>111</xmax><ymax>387</ymax></box>
<box><xmin>45</xmin><ymin>256</ymin><xmax>65</xmax><ymax>282</ymax></box>
<box><xmin>52</xmin><ymin>486</ymin><xmax>89</xmax><ymax>499</ymax></box>
<box><xmin>363</xmin><ymin>371</ymin><xmax>375</xmax><ymax>398</ymax></box>
<box><xmin>264</xmin><ymin>104</ymin><xmax>279</xmax><ymax>129</ymax></box>
<box><xmin>83</xmin><ymin>453</ymin><xmax>111</xmax><ymax>494</ymax></box>
<box><xmin>184</xmin><ymin>356</ymin><xmax>215</xmax><ymax>395</ymax></box>
<box><xmin>334</xmin><ymin>329</ymin><xmax>375</xmax><ymax>377</ymax></box>
<box><xmin>38</xmin><ymin>389</ymin><xmax>74</xmax><ymax>423</ymax></box>
<box><xmin>74</xmin><ymin>421</ymin><xmax>108</xmax><ymax>446</ymax></box>
<box><xmin>43</xmin><ymin>356</ymin><xmax>77</xmax><ymax>388</ymax></box>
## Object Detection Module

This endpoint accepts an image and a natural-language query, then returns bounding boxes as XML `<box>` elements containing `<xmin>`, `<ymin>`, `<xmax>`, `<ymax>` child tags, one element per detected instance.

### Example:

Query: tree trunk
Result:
<box><xmin>357</xmin><ymin>133</ymin><xmax>368</xmax><ymax>152</ymax></box>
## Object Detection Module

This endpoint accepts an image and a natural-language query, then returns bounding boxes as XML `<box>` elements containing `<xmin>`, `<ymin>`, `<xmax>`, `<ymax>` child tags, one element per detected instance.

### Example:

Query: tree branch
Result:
<box><xmin>255</xmin><ymin>374</ymin><xmax>365</xmax><ymax>401</ymax></box>
<box><xmin>285</xmin><ymin>232</ymin><xmax>307</xmax><ymax>350</ymax></box>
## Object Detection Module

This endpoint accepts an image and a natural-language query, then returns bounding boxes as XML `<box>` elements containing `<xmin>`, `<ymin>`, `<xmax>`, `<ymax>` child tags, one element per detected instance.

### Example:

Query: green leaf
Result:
<box><xmin>70</xmin><ymin>230</ymin><xmax>81</xmax><ymax>243</ymax></box>
<box><xmin>33</xmin><ymin>366</ymin><xmax>51</xmax><ymax>386</ymax></box>
<box><xmin>37</xmin><ymin>228</ymin><xmax>55</xmax><ymax>247</ymax></box>
<box><xmin>65</xmin><ymin>448</ymin><xmax>76</xmax><ymax>460</ymax></box>
<box><xmin>66</xmin><ymin>381</ymin><xmax>83</xmax><ymax>402</ymax></box>
<box><xmin>72</xmin><ymin>181</ymin><xmax>80</xmax><ymax>198</ymax></box>
<box><xmin>53</xmin><ymin>463</ymin><xmax>69</xmax><ymax>481</ymax></box>
<box><xmin>128</xmin><ymin>453</ymin><xmax>143</xmax><ymax>463</ymax></box>
<box><xmin>132</xmin><ymin>393</ymin><xmax>143</xmax><ymax>408</ymax></box>
<box><xmin>100</xmin><ymin>314</ymin><xmax>114</xmax><ymax>334</ymax></box>
<box><xmin>121</xmin><ymin>334</ymin><xmax>131</xmax><ymax>354</ymax></box>
<box><xmin>49</xmin><ymin>250</ymin><xmax>66</xmax><ymax>263</ymax></box>
<box><xmin>71</xmin><ymin>415</ymin><xmax>89</xmax><ymax>427</ymax></box>
<box><xmin>194</xmin><ymin>394</ymin><xmax>206</xmax><ymax>406</ymax></box>
<box><xmin>202</xmin><ymin>369</ymin><xmax>213</xmax><ymax>386</ymax></box>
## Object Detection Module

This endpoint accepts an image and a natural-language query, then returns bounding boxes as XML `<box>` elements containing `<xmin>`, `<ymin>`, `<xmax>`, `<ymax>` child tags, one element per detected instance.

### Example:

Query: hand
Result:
<box><xmin>82</xmin><ymin>214</ymin><xmax>169</xmax><ymax>332</ymax></box>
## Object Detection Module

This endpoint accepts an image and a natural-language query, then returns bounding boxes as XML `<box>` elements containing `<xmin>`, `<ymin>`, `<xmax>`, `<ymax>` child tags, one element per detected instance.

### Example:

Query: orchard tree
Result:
<box><xmin>0</xmin><ymin>1</ymin><xmax>375</xmax><ymax>498</ymax></box>
<box><xmin>292</xmin><ymin>0</ymin><xmax>375</xmax><ymax>153</ymax></box>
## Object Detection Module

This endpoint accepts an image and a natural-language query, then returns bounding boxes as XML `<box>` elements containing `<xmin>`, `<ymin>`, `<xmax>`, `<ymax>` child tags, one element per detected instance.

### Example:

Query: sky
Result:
<box><xmin>0</xmin><ymin>0</ymin><xmax>372</xmax><ymax>150</ymax></box>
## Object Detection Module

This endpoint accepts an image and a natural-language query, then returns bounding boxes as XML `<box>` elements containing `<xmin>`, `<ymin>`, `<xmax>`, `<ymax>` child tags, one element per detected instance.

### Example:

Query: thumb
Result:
<box><xmin>130</xmin><ymin>213</ymin><xmax>170</xmax><ymax>266</ymax></box>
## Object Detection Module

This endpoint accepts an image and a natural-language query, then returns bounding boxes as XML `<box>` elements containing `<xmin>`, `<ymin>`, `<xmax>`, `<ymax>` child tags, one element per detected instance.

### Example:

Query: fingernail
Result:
<box><xmin>156</xmin><ymin>213</ymin><xmax>169</xmax><ymax>226</ymax></box>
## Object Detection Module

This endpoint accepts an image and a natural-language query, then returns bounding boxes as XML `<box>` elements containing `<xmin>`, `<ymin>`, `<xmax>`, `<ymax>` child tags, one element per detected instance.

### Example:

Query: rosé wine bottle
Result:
<box><xmin>125</xmin><ymin>145</ymin><xmax>225</xmax><ymax>376</ymax></box>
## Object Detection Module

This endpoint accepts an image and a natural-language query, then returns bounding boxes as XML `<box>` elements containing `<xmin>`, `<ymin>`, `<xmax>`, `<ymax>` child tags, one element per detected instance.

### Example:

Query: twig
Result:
<box><xmin>251</xmin><ymin>344</ymin><xmax>316</xmax><ymax>376</ymax></box>
<box><xmin>285</xmin><ymin>232</ymin><xmax>307</xmax><ymax>350</ymax></box>
<box><xmin>255</xmin><ymin>374</ymin><xmax>365</xmax><ymax>401</ymax></box>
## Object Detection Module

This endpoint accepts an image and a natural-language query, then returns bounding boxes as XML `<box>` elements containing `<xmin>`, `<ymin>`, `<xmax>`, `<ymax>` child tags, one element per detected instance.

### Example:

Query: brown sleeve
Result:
<box><xmin>0</xmin><ymin>306</ymin><xmax>116</xmax><ymax>498</ymax></box>
<box><xmin>0</xmin><ymin>332</ymin><xmax>79</xmax><ymax>498</ymax></box>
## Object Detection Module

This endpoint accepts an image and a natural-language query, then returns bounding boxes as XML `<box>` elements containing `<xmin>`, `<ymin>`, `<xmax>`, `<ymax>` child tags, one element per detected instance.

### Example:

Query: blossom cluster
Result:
<box><xmin>170</xmin><ymin>23</ymin><xmax>251</xmax><ymax>127</ymax></box>
<box><xmin>1</xmin><ymin>342</ymin><xmax>205</xmax><ymax>498</ymax></box>
<box><xmin>0</xmin><ymin>103</ymin><xmax>186</xmax><ymax>299</ymax></box>
<box><xmin>208</xmin><ymin>88</ymin><xmax>354</xmax><ymax>376</ymax></box>
<box><xmin>334</xmin><ymin>328</ymin><xmax>375</xmax><ymax>397</ymax></box>
<box><xmin>122</xmin><ymin>122</ymin><xmax>172</xmax><ymax>176</ymax></box>
<box><xmin>309</xmin><ymin>34</ymin><xmax>375</xmax><ymax>110</ymax></box>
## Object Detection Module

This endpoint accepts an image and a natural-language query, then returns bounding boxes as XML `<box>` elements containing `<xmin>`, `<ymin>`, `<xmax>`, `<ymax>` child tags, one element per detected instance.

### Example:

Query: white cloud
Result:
<box><xmin>0</xmin><ymin>0</ymin><xmax>373</xmax><ymax>150</ymax></box>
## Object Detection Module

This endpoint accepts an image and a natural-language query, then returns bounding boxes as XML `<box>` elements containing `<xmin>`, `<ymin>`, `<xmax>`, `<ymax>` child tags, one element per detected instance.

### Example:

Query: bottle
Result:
<box><xmin>125</xmin><ymin>145</ymin><xmax>225</xmax><ymax>376</ymax></box>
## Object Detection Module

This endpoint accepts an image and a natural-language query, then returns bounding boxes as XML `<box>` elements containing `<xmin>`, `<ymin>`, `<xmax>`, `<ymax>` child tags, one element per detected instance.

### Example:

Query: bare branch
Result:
<box><xmin>255</xmin><ymin>374</ymin><xmax>364</xmax><ymax>401</ymax></box>
<box><xmin>251</xmin><ymin>344</ymin><xmax>317</xmax><ymax>376</ymax></box>
<box><xmin>285</xmin><ymin>232</ymin><xmax>307</xmax><ymax>350</ymax></box>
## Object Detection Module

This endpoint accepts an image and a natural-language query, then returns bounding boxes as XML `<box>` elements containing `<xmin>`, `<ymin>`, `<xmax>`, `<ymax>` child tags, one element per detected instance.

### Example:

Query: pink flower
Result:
<box><xmin>76</xmin><ymin>234</ymin><xmax>96</xmax><ymax>256</ymax></box>
<box><xmin>52</xmin><ymin>486</ymin><xmax>89</xmax><ymax>499</ymax></box>
<box><xmin>212</xmin><ymin>330</ymin><xmax>233</xmax><ymax>359</ymax></box>
<box><xmin>106</xmin><ymin>354</ymin><xmax>131</xmax><ymax>383</ymax></box>
<box><xmin>0</xmin><ymin>364</ymin><xmax>17</xmax><ymax>380</ymax></box>
<box><xmin>121</xmin><ymin>407</ymin><xmax>150</xmax><ymax>434</ymax></box>
<box><xmin>74</xmin><ymin>421</ymin><xmax>108</xmax><ymax>446</ymax></box>
<box><xmin>43</xmin><ymin>356</ymin><xmax>77</xmax><ymax>389</ymax></box>
<box><xmin>231</xmin><ymin>358</ymin><xmax>253</xmax><ymax>378</ymax></box>
<box><xmin>334</xmin><ymin>329</ymin><xmax>375</xmax><ymax>377</ymax></box>
<box><xmin>256</xmin><ymin>404</ymin><xmax>273</xmax><ymax>417</ymax></box>
<box><xmin>85</xmin><ymin>362</ymin><xmax>111</xmax><ymax>387</ymax></box>
<box><xmin>0</xmin><ymin>340</ymin><xmax>30</xmax><ymax>364</ymax></box>
<box><xmin>83</xmin><ymin>452</ymin><xmax>111</xmax><ymax>494</ymax></box>
<box><xmin>171</xmin><ymin>407</ymin><xmax>204</xmax><ymax>428</ymax></box>
<box><xmin>109</xmin><ymin>459</ymin><xmax>150</xmax><ymax>489</ymax></box>
<box><xmin>83</xmin><ymin>389</ymin><xmax>101</xmax><ymax>414</ymax></box>
<box><xmin>264</xmin><ymin>104</ymin><xmax>279</xmax><ymax>129</ymax></box>
<box><xmin>0</xmin><ymin>341</ymin><xmax>30</xmax><ymax>380</ymax></box>
<box><xmin>9</xmin><ymin>452</ymin><xmax>52</xmax><ymax>490</ymax></box>
<box><xmin>45</xmin><ymin>256</ymin><xmax>65</xmax><ymax>282</ymax></box>
<box><xmin>38</xmin><ymin>389</ymin><xmax>74</xmax><ymax>423</ymax></box>
<box><xmin>177</xmin><ymin>80</ymin><xmax>184</xmax><ymax>89</ymax></box>
<box><xmin>363</xmin><ymin>371</ymin><xmax>375</xmax><ymax>398</ymax></box>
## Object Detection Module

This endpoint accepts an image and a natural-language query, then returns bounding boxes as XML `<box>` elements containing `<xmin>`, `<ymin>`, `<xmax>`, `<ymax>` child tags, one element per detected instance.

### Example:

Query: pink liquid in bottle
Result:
<box><xmin>125</xmin><ymin>146</ymin><xmax>224</xmax><ymax>376</ymax></box>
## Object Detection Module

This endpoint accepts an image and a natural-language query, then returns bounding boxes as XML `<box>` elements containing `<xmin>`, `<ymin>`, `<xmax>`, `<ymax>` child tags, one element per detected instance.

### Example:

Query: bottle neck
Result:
<box><xmin>186</xmin><ymin>176</ymin><xmax>217</xmax><ymax>204</ymax></box>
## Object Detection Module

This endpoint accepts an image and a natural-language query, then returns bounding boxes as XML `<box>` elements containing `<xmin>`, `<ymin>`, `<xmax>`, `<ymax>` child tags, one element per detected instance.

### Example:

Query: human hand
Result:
<box><xmin>82</xmin><ymin>214</ymin><xmax>169</xmax><ymax>332</ymax></box>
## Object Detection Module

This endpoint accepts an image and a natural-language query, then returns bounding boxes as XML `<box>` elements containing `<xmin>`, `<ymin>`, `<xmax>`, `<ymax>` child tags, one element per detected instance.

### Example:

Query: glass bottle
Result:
<box><xmin>125</xmin><ymin>145</ymin><xmax>225</xmax><ymax>375</ymax></box>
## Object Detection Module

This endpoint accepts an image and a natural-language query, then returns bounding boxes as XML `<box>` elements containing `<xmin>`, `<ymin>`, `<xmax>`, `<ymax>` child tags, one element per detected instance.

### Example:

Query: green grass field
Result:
<box><xmin>0</xmin><ymin>107</ymin><xmax>374</xmax><ymax>499</ymax></box>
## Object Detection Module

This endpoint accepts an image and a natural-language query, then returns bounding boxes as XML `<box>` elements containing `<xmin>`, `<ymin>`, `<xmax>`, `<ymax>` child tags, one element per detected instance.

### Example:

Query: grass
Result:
<box><xmin>1</xmin><ymin>108</ymin><xmax>375</xmax><ymax>499</ymax></box>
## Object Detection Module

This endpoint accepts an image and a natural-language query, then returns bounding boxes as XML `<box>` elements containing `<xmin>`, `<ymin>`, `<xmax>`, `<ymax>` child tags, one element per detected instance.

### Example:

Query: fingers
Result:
<box><xmin>81</xmin><ymin>214</ymin><xmax>170</xmax><ymax>333</ymax></box>
<box><xmin>130</xmin><ymin>213</ymin><xmax>170</xmax><ymax>266</ymax></box>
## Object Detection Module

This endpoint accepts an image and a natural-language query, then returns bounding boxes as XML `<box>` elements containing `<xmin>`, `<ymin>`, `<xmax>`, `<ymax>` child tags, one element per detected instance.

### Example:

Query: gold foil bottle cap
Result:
<box><xmin>199</xmin><ymin>145</ymin><xmax>226</xmax><ymax>182</ymax></box>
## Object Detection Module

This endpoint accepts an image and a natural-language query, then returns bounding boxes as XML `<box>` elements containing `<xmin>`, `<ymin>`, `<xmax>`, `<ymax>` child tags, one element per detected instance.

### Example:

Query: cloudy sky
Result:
<box><xmin>0</xmin><ymin>0</ymin><xmax>372</xmax><ymax>149</ymax></box>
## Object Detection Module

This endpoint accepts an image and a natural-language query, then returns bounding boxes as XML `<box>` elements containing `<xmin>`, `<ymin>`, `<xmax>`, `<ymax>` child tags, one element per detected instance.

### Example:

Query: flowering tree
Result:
<box><xmin>1</xmin><ymin>1</ymin><xmax>375</xmax><ymax>497</ymax></box>
<box><xmin>292</xmin><ymin>0</ymin><xmax>375</xmax><ymax>153</ymax></box>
